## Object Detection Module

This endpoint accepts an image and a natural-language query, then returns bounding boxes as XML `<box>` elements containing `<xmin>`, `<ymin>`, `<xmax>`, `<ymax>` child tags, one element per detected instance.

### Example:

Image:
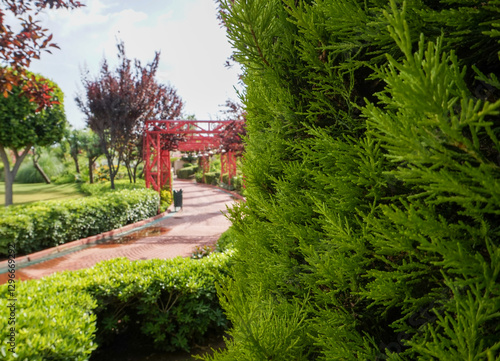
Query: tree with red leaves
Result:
<box><xmin>0</xmin><ymin>0</ymin><xmax>83</xmax><ymax>109</ymax></box>
<box><xmin>219</xmin><ymin>99</ymin><xmax>246</xmax><ymax>155</ymax></box>
<box><xmin>76</xmin><ymin>41</ymin><xmax>183</xmax><ymax>188</ymax></box>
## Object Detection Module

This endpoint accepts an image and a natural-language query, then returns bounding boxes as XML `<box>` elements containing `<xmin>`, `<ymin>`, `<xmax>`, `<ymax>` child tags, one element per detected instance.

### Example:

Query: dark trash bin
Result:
<box><xmin>173</xmin><ymin>189</ymin><xmax>183</xmax><ymax>211</ymax></box>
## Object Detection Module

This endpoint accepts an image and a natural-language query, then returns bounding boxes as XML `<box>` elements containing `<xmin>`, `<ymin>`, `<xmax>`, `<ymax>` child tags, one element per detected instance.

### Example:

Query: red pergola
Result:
<box><xmin>143</xmin><ymin>119</ymin><xmax>241</xmax><ymax>192</ymax></box>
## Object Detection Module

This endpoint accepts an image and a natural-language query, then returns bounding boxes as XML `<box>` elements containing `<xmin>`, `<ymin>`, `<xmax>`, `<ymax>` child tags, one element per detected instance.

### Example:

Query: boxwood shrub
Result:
<box><xmin>0</xmin><ymin>278</ymin><xmax>97</xmax><ymax>361</ymax></box>
<box><xmin>220</xmin><ymin>174</ymin><xmax>244</xmax><ymax>192</ymax></box>
<box><xmin>0</xmin><ymin>188</ymin><xmax>159</xmax><ymax>257</ymax></box>
<box><xmin>79</xmin><ymin>179</ymin><xmax>147</xmax><ymax>196</ymax></box>
<box><xmin>195</xmin><ymin>171</ymin><xmax>204</xmax><ymax>183</ymax></box>
<box><xmin>176</xmin><ymin>165</ymin><xmax>198</xmax><ymax>179</ymax></box>
<box><xmin>0</xmin><ymin>251</ymin><xmax>232</xmax><ymax>360</ymax></box>
<box><xmin>86</xmin><ymin>252</ymin><xmax>232</xmax><ymax>352</ymax></box>
<box><xmin>202</xmin><ymin>172</ymin><xmax>220</xmax><ymax>186</ymax></box>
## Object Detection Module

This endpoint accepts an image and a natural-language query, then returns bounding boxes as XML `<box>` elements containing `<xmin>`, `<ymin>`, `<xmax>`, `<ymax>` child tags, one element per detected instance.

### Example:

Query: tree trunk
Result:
<box><xmin>3</xmin><ymin>166</ymin><xmax>15</xmax><ymax>207</ymax></box>
<box><xmin>125</xmin><ymin>161</ymin><xmax>133</xmax><ymax>183</ymax></box>
<box><xmin>33</xmin><ymin>149</ymin><xmax>51</xmax><ymax>184</ymax></box>
<box><xmin>105</xmin><ymin>151</ymin><xmax>117</xmax><ymax>190</ymax></box>
<box><xmin>0</xmin><ymin>145</ymin><xmax>31</xmax><ymax>206</ymax></box>
<box><xmin>33</xmin><ymin>161</ymin><xmax>51</xmax><ymax>184</ymax></box>
<box><xmin>88</xmin><ymin>157</ymin><xmax>94</xmax><ymax>184</ymax></box>
<box><xmin>110</xmin><ymin>172</ymin><xmax>115</xmax><ymax>189</ymax></box>
<box><xmin>108</xmin><ymin>157</ymin><xmax>121</xmax><ymax>190</ymax></box>
<box><xmin>72</xmin><ymin>154</ymin><xmax>80</xmax><ymax>173</ymax></box>
<box><xmin>133</xmin><ymin>162</ymin><xmax>140</xmax><ymax>183</ymax></box>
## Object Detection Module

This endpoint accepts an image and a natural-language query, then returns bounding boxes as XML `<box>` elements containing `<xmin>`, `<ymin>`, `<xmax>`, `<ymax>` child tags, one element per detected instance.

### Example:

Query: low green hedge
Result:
<box><xmin>202</xmin><ymin>172</ymin><xmax>220</xmax><ymax>186</ymax></box>
<box><xmin>0</xmin><ymin>251</ymin><xmax>232</xmax><ymax>360</ymax></box>
<box><xmin>215</xmin><ymin>226</ymin><xmax>238</xmax><ymax>253</ymax></box>
<box><xmin>232</xmin><ymin>175</ymin><xmax>244</xmax><ymax>192</ymax></box>
<box><xmin>0</xmin><ymin>277</ymin><xmax>97</xmax><ymax>361</ymax></box>
<box><xmin>195</xmin><ymin>172</ymin><xmax>204</xmax><ymax>183</ymax></box>
<box><xmin>220</xmin><ymin>175</ymin><xmax>244</xmax><ymax>192</ymax></box>
<box><xmin>79</xmin><ymin>179</ymin><xmax>147</xmax><ymax>196</ymax></box>
<box><xmin>176</xmin><ymin>166</ymin><xmax>198</xmax><ymax>179</ymax></box>
<box><xmin>0</xmin><ymin>188</ymin><xmax>159</xmax><ymax>257</ymax></box>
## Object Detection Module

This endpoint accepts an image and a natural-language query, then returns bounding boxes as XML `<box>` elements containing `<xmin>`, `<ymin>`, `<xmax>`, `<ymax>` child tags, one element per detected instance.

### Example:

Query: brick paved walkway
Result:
<box><xmin>0</xmin><ymin>179</ymin><xmax>239</xmax><ymax>283</ymax></box>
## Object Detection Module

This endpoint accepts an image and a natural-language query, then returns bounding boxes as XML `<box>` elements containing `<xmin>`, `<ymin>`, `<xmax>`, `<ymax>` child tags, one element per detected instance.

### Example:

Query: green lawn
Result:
<box><xmin>0</xmin><ymin>182</ymin><xmax>85</xmax><ymax>206</ymax></box>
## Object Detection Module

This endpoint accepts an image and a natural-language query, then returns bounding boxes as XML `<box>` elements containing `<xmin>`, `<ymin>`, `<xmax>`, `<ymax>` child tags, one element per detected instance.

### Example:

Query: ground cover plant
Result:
<box><xmin>209</xmin><ymin>0</ymin><xmax>500</xmax><ymax>360</ymax></box>
<box><xmin>0</xmin><ymin>251</ymin><xmax>233</xmax><ymax>360</ymax></box>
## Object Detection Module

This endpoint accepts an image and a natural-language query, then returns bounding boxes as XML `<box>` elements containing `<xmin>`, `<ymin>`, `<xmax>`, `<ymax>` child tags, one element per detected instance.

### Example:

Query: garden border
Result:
<box><xmin>0</xmin><ymin>180</ymin><xmax>244</xmax><ymax>274</ymax></box>
<box><xmin>0</xmin><ymin>208</ymin><xmax>173</xmax><ymax>273</ymax></box>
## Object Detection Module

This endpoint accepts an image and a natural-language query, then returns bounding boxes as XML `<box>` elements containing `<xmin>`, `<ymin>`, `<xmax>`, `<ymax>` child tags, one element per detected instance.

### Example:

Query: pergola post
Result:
<box><xmin>156</xmin><ymin>132</ymin><xmax>161</xmax><ymax>192</ymax></box>
<box><xmin>200</xmin><ymin>154</ymin><xmax>210</xmax><ymax>183</ymax></box>
<box><xmin>220</xmin><ymin>151</ymin><xmax>227</xmax><ymax>184</ymax></box>
<box><xmin>220</xmin><ymin>151</ymin><xmax>237</xmax><ymax>185</ymax></box>
<box><xmin>144</xmin><ymin>130</ymin><xmax>152</xmax><ymax>189</ymax></box>
<box><xmin>158</xmin><ymin>148</ymin><xmax>171</xmax><ymax>192</ymax></box>
<box><xmin>227</xmin><ymin>151</ymin><xmax>238</xmax><ymax>185</ymax></box>
<box><xmin>143</xmin><ymin>119</ymin><xmax>243</xmax><ymax>191</ymax></box>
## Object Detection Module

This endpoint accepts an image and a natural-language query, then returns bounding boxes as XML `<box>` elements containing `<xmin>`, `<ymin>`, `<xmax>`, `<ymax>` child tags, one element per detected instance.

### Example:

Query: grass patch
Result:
<box><xmin>0</xmin><ymin>182</ymin><xmax>85</xmax><ymax>206</ymax></box>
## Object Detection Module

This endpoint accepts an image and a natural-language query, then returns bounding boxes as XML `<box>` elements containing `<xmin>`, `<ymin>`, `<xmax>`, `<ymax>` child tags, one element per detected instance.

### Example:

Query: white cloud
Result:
<box><xmin>42</xmin><ymin>0</ymin><xmax>111</xmax><ymax>33</ymax></box>
<box><xmin>27</xmin><ymin>0</ymin><xmax>242</xmax><ymax>128</ymax></box>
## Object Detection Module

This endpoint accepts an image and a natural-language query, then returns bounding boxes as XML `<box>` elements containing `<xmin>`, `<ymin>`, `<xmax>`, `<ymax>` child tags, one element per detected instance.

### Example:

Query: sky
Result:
<box><xmin>27</xmin><ymin>0</ymin><xmax>242</xmax><ymax>129</ymax></box>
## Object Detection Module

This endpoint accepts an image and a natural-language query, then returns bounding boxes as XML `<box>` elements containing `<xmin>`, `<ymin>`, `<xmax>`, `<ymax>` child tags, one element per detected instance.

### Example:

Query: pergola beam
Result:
<box><xmin>143</xmin><ymin>119</ymin><xmax>242</xmax><ymax>194</ymax></box>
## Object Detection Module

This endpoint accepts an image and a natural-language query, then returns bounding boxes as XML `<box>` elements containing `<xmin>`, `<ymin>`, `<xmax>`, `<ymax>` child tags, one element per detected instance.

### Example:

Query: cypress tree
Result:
<box><xmin>209</xmin><ymin>0</ymin><xmax>500</xmax><ymax>359</ymax></box>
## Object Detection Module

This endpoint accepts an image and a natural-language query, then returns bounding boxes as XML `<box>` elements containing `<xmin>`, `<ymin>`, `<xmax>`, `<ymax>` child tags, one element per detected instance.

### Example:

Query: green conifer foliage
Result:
<box><xmin>211</xmin><ymin>0</ymin><xmax>500</xmax><ymax>359</ymax></box>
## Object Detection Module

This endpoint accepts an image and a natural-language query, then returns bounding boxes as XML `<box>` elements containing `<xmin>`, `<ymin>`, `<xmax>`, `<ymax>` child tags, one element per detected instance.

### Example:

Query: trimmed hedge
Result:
<box><xmin>0</xmin><ymin>277</ymin><xmax>97</xmax><ymax>361</ymax></box>
<box><xmin>79</xmin><ymin>179</ymin><xmax>147</xmax><ymax>196</ymax></box>
<box><xmin>195</xmin><ymin>172</ymin><xmax>243</xmax><ymax>193</ymax></box>
<box><xmin>176</xmin><ymin>165</ymin><xmax>198</xmax><ymax>179</ymax></box>
<box><xmin>0</xmin><ymin>251</ymin><xmax>232</xmax><ymax>360</ymax></box>
<box><xmin>220</xmin><ymin>174</ymin><xmax>243</xmax><ymax>192</ymax></box>
<box><xmin>0</xmin><ymin>188</ymin><xmax>159</xmax><ymax>256</ymax></box>
<box><xmin>202</xmin><ymin>172</ymin><xmax>220</xmax><ymax>186</ymax></box>
<box><xmin>195</xmin><ymin>171</ymin><xmax>204</xmax><ymax>183</ymax></box>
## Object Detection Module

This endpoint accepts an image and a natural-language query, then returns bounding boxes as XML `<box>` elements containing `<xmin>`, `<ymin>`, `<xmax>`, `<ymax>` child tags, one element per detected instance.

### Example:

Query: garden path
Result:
<box><xmin>0</xmin><ymin>179</ymin><xmax>240</xmax><ymax>283</ymax></box>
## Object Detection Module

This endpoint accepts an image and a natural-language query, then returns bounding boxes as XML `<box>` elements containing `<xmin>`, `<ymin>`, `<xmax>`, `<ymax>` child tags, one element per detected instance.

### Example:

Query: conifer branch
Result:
<box><xmin>250</xmin><ymin>26</ymin><xmax>270</xmax><ymax>68</ymax></box>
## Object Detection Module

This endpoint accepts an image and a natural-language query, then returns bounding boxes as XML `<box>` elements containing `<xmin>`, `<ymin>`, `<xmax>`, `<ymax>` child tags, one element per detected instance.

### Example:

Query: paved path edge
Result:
<box><xmin>0</xmin><ymin>208</ymin><xmax>173</xmax><ymax>271</ymax></box>
<box><xmin>1</xmin><ymin>181</ymin><xmax>245</xmax><ymax>271</ymax></box>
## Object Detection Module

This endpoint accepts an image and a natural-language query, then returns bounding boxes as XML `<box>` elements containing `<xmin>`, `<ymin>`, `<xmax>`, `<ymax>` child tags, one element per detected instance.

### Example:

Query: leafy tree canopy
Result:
<box><xmin>218</xmin><ymin>99</ymin><xmax>246</xmax><ymax>155</ymax></box>
<box><xmin>0</xmin><ymin>0</ymin><xmax>84</xmax><ymax>107</ymax></box>
<box><xmin>0</xmin><ymin>68</ymin><xmax>66</xmax><ymax>150</ymax></box>
<box><xmin>76</xmin><ymin>41</ymin><xmax>184</xmax><ymax>188</ymax></box>
<box><xmin>0</xmin><ymin>68</ymin><xmax>66</xmax><ymax>206</ymax></box>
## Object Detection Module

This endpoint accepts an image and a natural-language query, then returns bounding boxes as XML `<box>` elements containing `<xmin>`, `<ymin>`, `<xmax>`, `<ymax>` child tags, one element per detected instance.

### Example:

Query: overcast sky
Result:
<box><xmin>27</xmin><ymin>0</ymin><xmax>241</xmax><ymax>129</ymax></box>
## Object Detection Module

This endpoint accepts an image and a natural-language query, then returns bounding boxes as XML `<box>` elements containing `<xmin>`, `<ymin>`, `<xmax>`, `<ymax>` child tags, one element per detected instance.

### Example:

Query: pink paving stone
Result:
<box><xmin>0</xmin><ymin>179</ymin><xmax>240</xmax><ymax>283</ymax></box>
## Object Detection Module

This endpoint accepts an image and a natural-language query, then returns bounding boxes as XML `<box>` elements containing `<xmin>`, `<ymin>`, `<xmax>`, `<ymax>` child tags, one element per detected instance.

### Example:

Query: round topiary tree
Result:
<box><xmin>0</xmin><ymin>68</ymin><xmax>67</xmax><ymax>206</ymax></box>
